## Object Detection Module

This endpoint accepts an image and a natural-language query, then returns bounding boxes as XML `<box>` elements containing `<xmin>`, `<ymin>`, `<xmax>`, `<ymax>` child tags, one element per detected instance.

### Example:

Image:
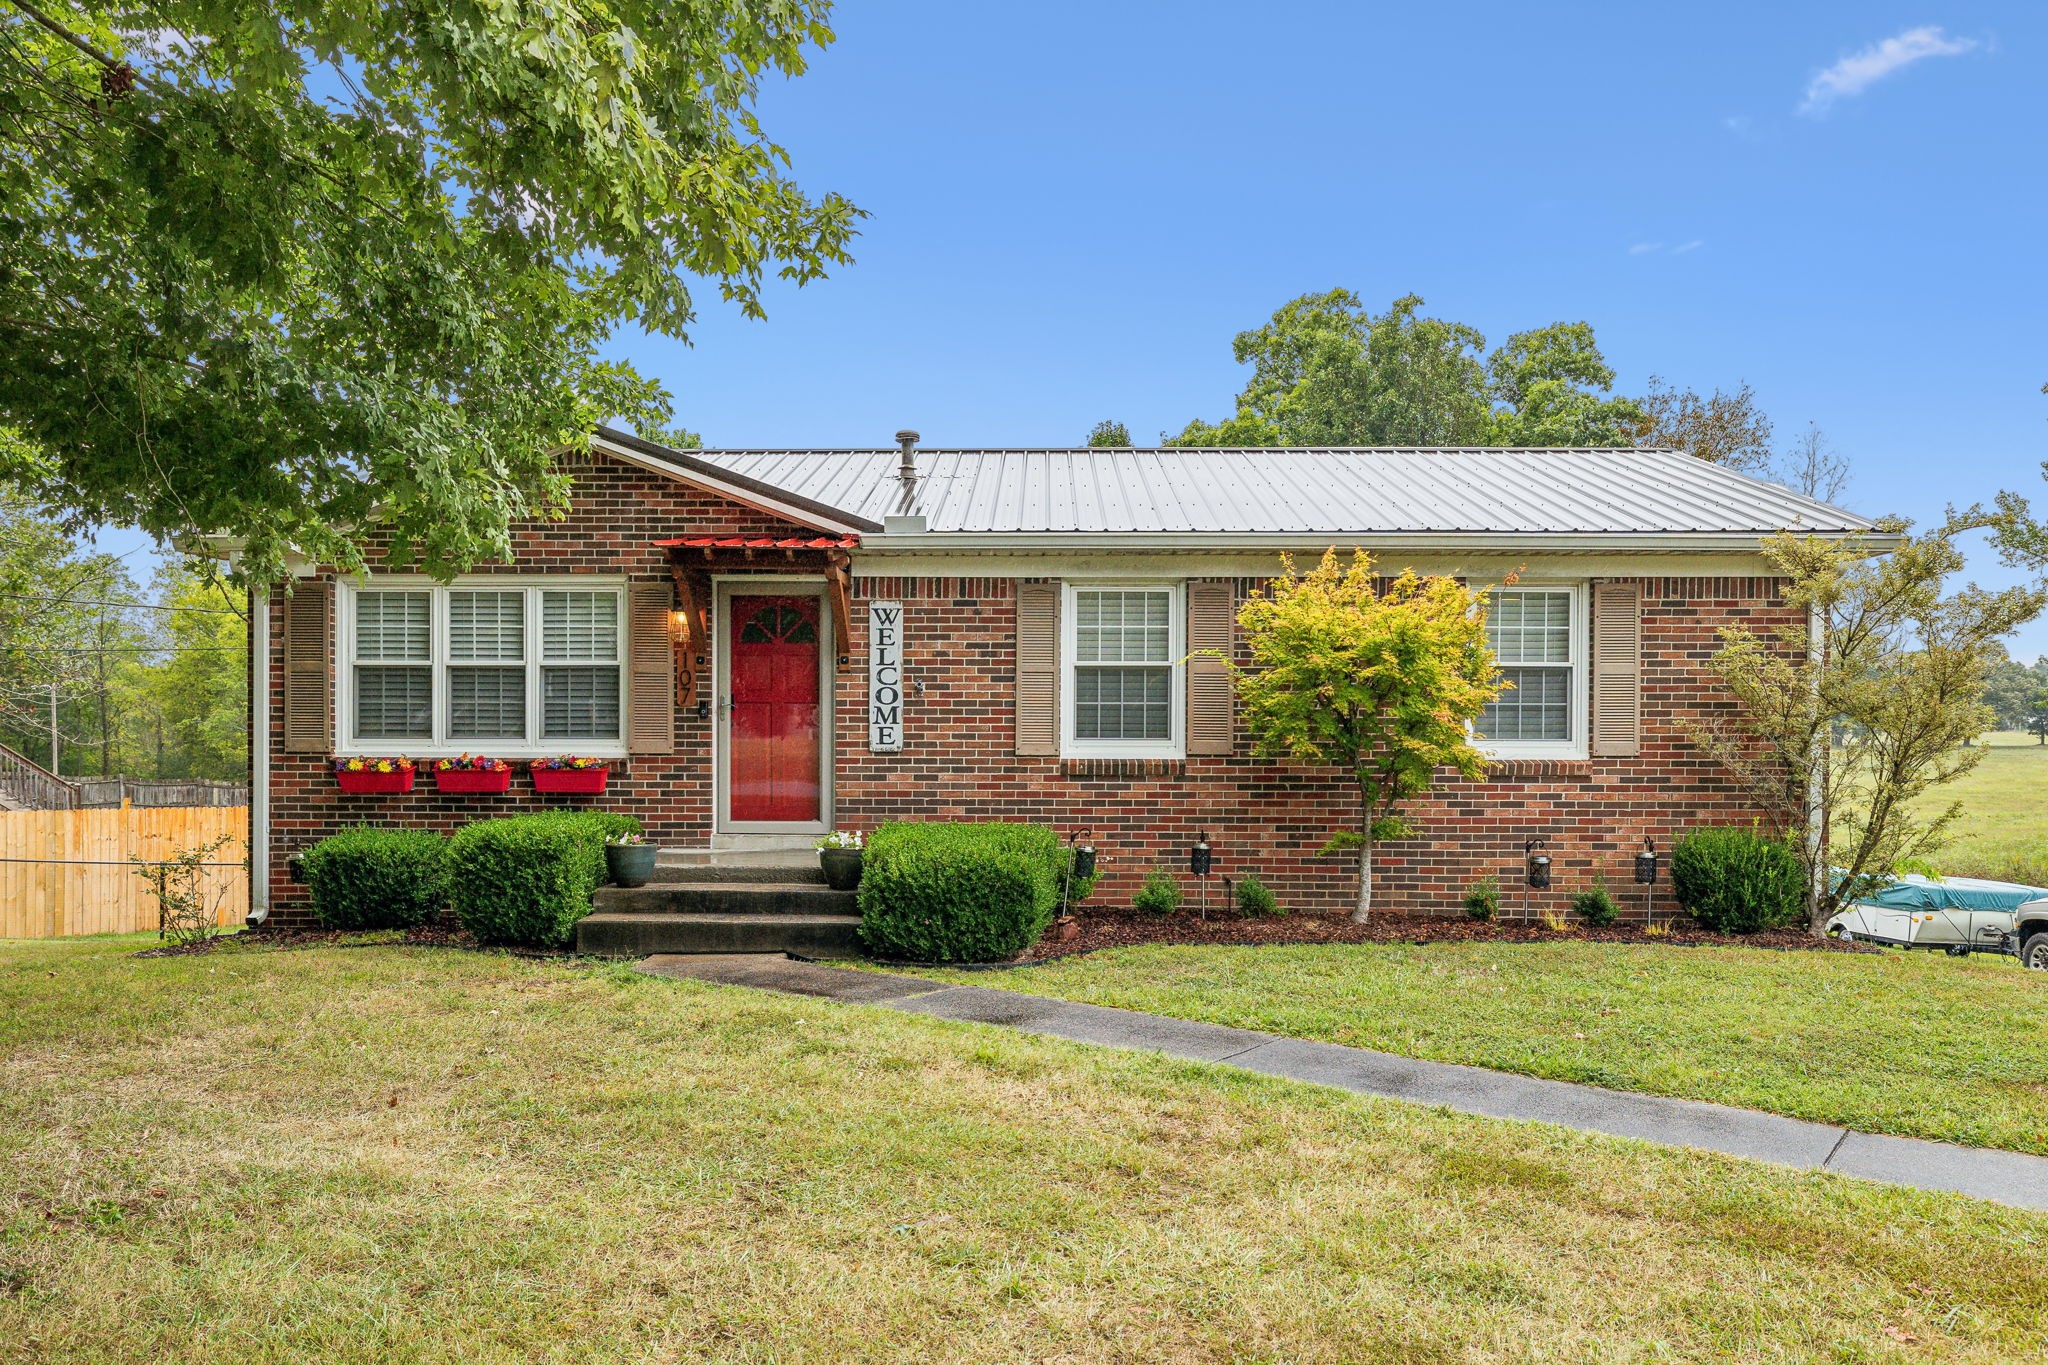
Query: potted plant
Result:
<box><xmin>530</xmin><ymin>756</ymin><xmax>610</xmax><ymax>795</ymax></box>
<box><xmin>333</xmin><ymin>756</ymin><xmax>416</xmax><ymax>794</ymax></box>
<box><xmin>816</xmin><ymin>829</ymin><xmax>864</xmax><ymax>890</ymax></box>
<box><xmin>605</xmin><ymin>831</ymin><xmax>656</xmax><ymax>887</ymax></box>
<box><xmin>432</xmin><ymin>754</ymin><xmax>512</xmax><ymax>794</ymax></box>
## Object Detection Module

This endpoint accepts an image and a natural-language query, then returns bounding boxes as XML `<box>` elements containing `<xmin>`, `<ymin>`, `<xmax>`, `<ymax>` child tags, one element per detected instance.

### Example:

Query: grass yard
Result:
<box><xmin>1924</xmin><ymin>730</ymin><xmax>2048</xmax><ymax>884</ymax></box>
<box><xmin>904</xmin><ymin>939</ymin><xmax>2048</xmax><ymax>1155</ymax></box>
<box><xmin>3</xmin><ymin>940</ymin><xmax>2047</xmax><ymax>1363</ymax></box>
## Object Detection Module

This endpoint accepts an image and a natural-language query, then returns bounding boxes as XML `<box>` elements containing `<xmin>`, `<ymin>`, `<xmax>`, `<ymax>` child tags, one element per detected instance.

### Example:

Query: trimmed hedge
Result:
<box><xmin>1671</xmin><ymin>826</ymin><xmax>1805</xmax><ymax>934</ymax></box>
<box><xmin>302</xmin><ymin>826</ymin><xmax>449</xmax><ymax>931</ymax></box>
<box><xmin>448</xmin><ymin>811</ymin><xmax>642</xmax><ymax>949</ymax></box>
<box><xmin>857</xmin><ymin>822</ymin><xmax>1062</xmax><ymax>962</ymax></box>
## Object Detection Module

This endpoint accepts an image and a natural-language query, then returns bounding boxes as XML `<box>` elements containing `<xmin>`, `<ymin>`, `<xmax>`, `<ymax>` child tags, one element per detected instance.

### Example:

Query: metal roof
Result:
<box><xmin>597</xmin><ymin>430</ymin><xmax>1879</xmax><ymax>539</ymax></box>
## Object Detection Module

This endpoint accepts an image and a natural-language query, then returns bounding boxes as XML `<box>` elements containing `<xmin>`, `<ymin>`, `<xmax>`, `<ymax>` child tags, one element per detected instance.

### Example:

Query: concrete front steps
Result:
<box><xmin>576</xmin><ymin>851</ymin><xmax>862</xmax><ymax>957</ymax></box>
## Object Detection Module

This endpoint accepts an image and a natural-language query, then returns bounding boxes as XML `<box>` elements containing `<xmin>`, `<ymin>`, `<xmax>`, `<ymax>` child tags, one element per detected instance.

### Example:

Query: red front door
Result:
<box><xmin>727</xmin><ymin>594</ymin><xmax>823</xmax><ymax>824</ymax></box>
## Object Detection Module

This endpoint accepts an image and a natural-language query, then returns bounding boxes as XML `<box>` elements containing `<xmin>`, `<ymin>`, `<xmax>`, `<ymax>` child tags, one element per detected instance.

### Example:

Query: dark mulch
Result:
<box><xmin>1017</xmin><ymin>908</ymin><xmax>1865</xmax><ymax>962</ymax></box>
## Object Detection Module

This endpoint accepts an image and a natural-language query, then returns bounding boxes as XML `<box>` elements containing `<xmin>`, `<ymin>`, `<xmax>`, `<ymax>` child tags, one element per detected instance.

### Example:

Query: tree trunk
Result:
<box><xmin>1352</xmin><ymin>787</ymin><xmax>1373</xmax><ymax>924</ymax></box>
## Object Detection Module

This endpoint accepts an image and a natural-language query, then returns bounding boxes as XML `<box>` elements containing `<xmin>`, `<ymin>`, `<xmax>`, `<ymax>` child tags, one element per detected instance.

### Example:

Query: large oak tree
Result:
<box><xmin>0</xmin><ymin>1</ymin><xmax>859</xmax><ymax>582</ymax></box>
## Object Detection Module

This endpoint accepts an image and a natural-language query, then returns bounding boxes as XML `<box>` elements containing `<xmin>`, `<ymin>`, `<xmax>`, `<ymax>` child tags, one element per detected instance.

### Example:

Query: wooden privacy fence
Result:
<box><xmin>0</xmin><ymin>804</ymin><xmax>249</xmax><ymax>939</ymax></box>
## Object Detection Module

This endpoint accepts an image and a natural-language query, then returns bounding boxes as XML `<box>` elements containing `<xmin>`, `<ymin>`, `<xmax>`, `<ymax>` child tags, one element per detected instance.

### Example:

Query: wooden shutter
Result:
<box><xmin>627</xmin><ymin>581</ymin><xmax>676</xmax><ymax>755</ymax></box>
<box><xmin>281</xmin><ymin>579</ymin><xmax>333</xmax><ymax>753</ymax></box>
<box><xmin>1591</xmin><ymin>580</ymin><xmax>1642</xmax><ymax>758</ymax></box>
<box><xmin>1015</xmin><ymin>581</ymin><xmax>1060</xmax><ymax>756</ymax></box>
<box><xmin>1185</xmin><ymin>579</ymin><xmax>1235</xmax><ymax>756</ymax></box>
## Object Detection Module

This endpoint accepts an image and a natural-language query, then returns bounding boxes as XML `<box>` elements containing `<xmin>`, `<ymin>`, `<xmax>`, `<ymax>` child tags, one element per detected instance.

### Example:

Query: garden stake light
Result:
<box><xmin>1062</xmin><ymin>828</ymin><xmax>1095</xmax><ymax>920</ymax></box>
<box><xmin>1190</xmin><ymin>832</ymin><xmax>1213</xmax><ymax>920</ymax></box>
<box><xmin>1635</xmin><ymin>836</ymin><xmax>1658</xmax><ymax>920</ymax></box>
<box><xmin>1522</xmin><ymin>837</ymin><xmax>1551</xmax><ymax>920</ymax></box>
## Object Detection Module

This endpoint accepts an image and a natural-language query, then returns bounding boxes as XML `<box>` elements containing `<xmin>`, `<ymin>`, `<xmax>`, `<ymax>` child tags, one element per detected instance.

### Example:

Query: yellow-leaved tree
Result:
<box><xmin>1227</xmin><ymin>551</ymin><xmax>1505</xmax><ymax>922</ymax></box>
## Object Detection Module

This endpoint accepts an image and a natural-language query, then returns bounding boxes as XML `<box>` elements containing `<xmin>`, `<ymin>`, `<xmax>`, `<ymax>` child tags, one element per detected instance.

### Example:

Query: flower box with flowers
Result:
<box><xmin>334</xmin><ymin>757</ymin><xmax>416</xmax><ymax>794</ymax></box>
<box><xmin>432</xmin><ymin>755</ymin><xmax>512</xmax><ymax>794</ymax></box>
<box><xmin>529</xmin><ymin>756</ymin><xmax>610</xmax><ymax>794</ymax></box>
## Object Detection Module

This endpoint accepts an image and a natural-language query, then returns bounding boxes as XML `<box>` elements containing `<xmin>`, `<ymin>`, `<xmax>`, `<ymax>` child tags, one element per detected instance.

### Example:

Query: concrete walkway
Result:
<box><xmin>639</xmin><ymin>953</ymin><xmax>2048</xmax><ymax>1214</ymax></box>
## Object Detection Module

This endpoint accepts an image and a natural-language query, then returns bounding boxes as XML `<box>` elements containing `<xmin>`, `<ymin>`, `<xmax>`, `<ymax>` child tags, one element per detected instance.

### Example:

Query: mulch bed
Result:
<box><xmin>1012</xmin><ymin>908</ymin><xmax>1867</xmax><ymax>963</ymax></box>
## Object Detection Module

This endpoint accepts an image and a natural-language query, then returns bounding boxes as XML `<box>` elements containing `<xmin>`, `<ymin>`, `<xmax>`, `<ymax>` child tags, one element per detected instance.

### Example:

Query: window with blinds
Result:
<box><xmin>1065</xmin><ymin>585</ymin><xmax>1182</xmax><ymax>754</ymax></box>
<box><xmin>344</xmin><ymin>583</ymin><xmax>624</xmax><ymax>752</ymax></box>
<box><xmin>1476</xmin><ymin>587</ymin><xmax>1581</xmax><ymax>749</ymax></box>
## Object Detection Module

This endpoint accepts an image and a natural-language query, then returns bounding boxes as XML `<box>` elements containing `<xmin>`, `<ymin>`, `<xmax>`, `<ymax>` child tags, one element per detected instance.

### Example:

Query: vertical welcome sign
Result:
<box><xmin>868</xmin><ymin>600</ymin><xmax>904</xmax><ymax>752</ymax></box>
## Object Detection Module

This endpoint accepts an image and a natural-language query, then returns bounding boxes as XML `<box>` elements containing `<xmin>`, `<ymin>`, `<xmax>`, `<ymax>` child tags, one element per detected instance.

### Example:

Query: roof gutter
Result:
<box><xmin>852</xmin><ymin>530</ymin><xmax>1905</xmax><ymax>555</ymax></box>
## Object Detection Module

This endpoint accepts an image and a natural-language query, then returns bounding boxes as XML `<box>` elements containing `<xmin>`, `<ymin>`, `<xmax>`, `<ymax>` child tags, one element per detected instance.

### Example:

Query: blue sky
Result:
<box><xmin>96</xmin><ymin>5</ymin><xmax>2048</xmax><ymax>652</ymax></box>
<box><xmin>617</xmin><ymin>1</ymin><xmax>2048</xmax><ymax>653</ymax></box>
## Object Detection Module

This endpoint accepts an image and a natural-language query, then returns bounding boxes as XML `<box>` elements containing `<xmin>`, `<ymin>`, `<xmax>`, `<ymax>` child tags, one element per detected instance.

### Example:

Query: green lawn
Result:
<box><xmin>904</xmin><ymin>939</ymin><xmax>2048</xmax><ymax>1155</ymax></box>
<box><xmin>4</xmin><ymin>937</ymin><xmax>2046</xmax><ymax>1362</ymax></box>
<box><xmin>1925</xmin><ymin>731</ymin><xmax>2048</xmax><ymax>883</ymax></box>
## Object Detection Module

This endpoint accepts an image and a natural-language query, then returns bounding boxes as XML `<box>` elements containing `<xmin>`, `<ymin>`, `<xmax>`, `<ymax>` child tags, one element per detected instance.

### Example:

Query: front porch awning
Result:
<box><xmin>653</xmin><ymin>536</ymin><xmax>858</xmax><ymax>708</ymax></box>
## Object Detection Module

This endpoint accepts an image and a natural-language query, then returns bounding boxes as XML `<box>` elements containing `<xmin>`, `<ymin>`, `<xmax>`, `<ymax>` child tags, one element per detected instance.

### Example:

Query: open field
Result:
<box><xmin>904</xmin><ymin>939</ymin><xmax>2048</xmax><ymax>1155</ymax></box>
<box><xmin>1924</xmin><ymin>731</ymin><xmax>2048</xmax><ymax>884</ymax></box>
<box><xmin>5</xmin><ymin>935</ymin><xmax>2048</xmax><ymax>1362</ymax></box>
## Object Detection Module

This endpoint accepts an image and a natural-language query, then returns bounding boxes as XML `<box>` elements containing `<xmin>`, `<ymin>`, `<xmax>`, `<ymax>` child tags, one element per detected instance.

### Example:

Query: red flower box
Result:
<box><xmin>531</xmin><ymin>767</ymin><xmax>609</xmax><ymax>795</ymax></box>
<box><xmin>433</xmin><ymin>767</ymin><xmax>512</xmax><ymax>795</ymax></box>
<box><xmin>335</xmin><ymin>768</ymin><xmax>416</xmax><ymax>795</ymax></box>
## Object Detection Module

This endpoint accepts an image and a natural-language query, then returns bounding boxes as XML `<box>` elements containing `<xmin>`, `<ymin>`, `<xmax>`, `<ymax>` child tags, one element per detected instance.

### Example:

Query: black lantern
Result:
<box><xmin>1189</xmin><ymin>833</ymin><xmax>1213</xmax><ymax>877</ymax></box>
<box><xmin>287</xmin><ymin>851</ymin><xmax>308</xmax><ymax>885</ymax></box>
<box><xmin>1524</xmin><ymin>837</ymin><xmax>1551</xmax><ymax>890</ymax></box>
<box><xmin>1070</xmin><ymin>829</ymin><xmax>1097</xmax><ymax>883</ymax></box>
<box><xmin>1634</xmin><ymin>837</ymin><xmax>1657</xmax><ymax>885</ymax></box>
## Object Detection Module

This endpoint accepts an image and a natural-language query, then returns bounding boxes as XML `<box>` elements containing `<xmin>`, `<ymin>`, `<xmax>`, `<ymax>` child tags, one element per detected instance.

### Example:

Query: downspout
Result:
<box><xmin>247</xmin><ymin>581</ymin><xmax>270</xmax><ymax>928</ymax></box>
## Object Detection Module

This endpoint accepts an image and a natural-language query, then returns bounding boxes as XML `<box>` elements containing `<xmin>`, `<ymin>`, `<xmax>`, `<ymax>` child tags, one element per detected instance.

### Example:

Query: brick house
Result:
<box><xmin>248</xmin><ymin>429</ymin><xmax>1879</xmax><ymax>931</ymax></box>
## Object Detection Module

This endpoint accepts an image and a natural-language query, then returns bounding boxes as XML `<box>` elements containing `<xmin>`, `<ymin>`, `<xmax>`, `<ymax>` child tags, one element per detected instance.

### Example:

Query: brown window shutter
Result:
<box><xmin>282</xmin><ymin>579</ymin><xmax>333</xmax><ymax>754</ymax></box>
<box><xmin>1014</xmin><ymin>581</ymin><xmax>1060</xmax><ymax>756</ymax></box>
<box><xmin>627</xmin><ymin>581</ymin><xmax>676</xmax><ymax>755</ymax></box>
<box><xmin>1185</xmin><ymin>579</ymin><xmax>1235</xmax><ymax>756</ymax></box>
<box><xmin>1591</xmin><ymin>580</ymin><xmax>1642</xmax><ymax>758</ymax></box>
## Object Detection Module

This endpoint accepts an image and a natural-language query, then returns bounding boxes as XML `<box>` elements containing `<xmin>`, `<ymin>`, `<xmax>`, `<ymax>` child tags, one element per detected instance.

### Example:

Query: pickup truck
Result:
<box><xmin>2016</xmin><ymin>898</ymin><xmax>2048</xmax><ymax>970</ymax></box>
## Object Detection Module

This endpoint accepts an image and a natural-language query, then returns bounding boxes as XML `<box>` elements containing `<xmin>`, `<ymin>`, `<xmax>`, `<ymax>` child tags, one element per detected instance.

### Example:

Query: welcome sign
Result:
<box><xmin>868</xmin><ymin>600</ymin><xmax>904</xmax><ymax>752</ymax></box>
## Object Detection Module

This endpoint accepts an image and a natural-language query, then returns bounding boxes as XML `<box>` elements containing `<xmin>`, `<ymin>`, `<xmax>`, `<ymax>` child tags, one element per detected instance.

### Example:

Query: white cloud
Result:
<box><xmin>1628</xmin><ymin>242</ymin><xmax>1663</xmax><ymax>256</ymax></box>
<box><xmin>1799</xmin><ymin>25</ymin><xmax>1978</xmax><ymax>115</ymax></box>
<box><xmin>1628</xmin><ymin>241</ymin><xmax>1703</xmax><ymax>257</ymax></box>
<box><xmin>1672</xmin><ymin>240</ymin><xmax>1705</xmax><ymax>254</ymax></box>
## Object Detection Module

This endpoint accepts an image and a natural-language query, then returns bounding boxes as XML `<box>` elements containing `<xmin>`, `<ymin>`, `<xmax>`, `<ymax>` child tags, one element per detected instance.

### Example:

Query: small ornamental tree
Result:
<box><xmin>1226</xmin><ymin>550</ymin><xmax>1504</xmax><ymax>922</ymax></box>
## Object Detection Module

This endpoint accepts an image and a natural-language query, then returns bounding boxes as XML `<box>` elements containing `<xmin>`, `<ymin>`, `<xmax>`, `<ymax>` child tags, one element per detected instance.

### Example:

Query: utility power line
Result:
<box><xmin>0</xmin><ymin>591</ymin><xmax>243</xmax><ymax>616</ymax></box>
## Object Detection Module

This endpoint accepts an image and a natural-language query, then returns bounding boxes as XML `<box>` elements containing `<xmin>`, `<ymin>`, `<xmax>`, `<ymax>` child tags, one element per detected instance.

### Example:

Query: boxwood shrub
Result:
<box><xmin>447</xmin><ymin>811</ymin><xmax>643</xmax><ymax>949</ymax></box>
<box><xmin>1671</xmin><ymin>826</ymin><xmax>1805</xmax><ymax>934</ymax></box>
<box><xmin>301</xmin><ymin>826</ymin><xmax>449</xmax><ymax>931</ymax></box>
<box><xmin>857</xmin><ymin>821</ymin><xmax>1062</xmax><ymax>962</ymax></box>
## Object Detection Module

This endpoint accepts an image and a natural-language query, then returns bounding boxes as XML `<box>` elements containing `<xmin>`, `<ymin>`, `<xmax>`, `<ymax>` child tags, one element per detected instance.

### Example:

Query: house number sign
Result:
<box><xmin>868</xmin><ymin>600</ymin><xmax>905</xmax><ymax>752</ymax></box>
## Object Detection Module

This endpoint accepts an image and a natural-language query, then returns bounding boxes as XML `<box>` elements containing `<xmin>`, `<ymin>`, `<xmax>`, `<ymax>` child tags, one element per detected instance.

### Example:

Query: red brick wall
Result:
<box><xmin>832</xmin><ymin>574</ymin><xmax>1793</xmax><ymax>922</ymax></box>
<box><xmin>261</xmin><ymin>451</ymin><xmax>1791</xmax><ymax>926</ymax></box>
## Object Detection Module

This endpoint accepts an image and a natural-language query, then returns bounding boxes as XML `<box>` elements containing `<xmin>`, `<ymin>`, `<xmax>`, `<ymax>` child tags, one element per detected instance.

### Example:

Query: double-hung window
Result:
<box><xmin>1063</xmin><ymin>583</ymin><xmax>1182</xmax><ymax>756</ymax></box>
<box><xmin>1475</xmin><ymin>585</ymin><xmax>1584</xmax><ymax>756</ymax></box>
<box><xmin>341</xmin><ymin>581</ymin><xmax>625</xmax><ymax>755</ymax></box>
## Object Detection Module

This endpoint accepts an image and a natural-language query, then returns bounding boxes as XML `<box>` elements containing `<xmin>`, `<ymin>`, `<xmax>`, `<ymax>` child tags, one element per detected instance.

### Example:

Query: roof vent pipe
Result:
<box><xmin>894</xmin><ymin>429</ymin><xmax>920</xmax><ymax>487</ymax></box>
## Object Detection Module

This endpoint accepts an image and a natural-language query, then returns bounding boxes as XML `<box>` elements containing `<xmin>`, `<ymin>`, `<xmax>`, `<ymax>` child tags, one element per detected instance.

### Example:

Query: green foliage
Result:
<box><xmin>1230</xmin><ymin>550</ymin><xmax>1503</xmax><ymax>922</ymax></box>
<box><xmin>1670</xmin><ymin>828</ymin><xmax>1806</xmax><ymax>934</ymax></box>
<box><xmin>1690</xmin><ymin>526</ymin><xmax>2046</xmax><ymax>930</ymax></box>
<box><xmin>1462</xmin><ymin>878</ymin><xmax>1500</xmax><ymax>922</ymax></box>
<box><xmin>1570</xmin><ymin>883</ymin><xmax>1620</xmax><ymax>928</ymax></box>
<box><xmin>1086</xmin><ymin>420</ymin><xmax>1131</xmax><ymax>447</ymax></box>
<box><xmin>856</xmin><ymin>823</ymin><xmax>1062</xmax><ymax>962</ymax></box>
<box><xmin>447</xmin><ymin>812</ymin><xmax>641</xmax><ymax>949</ymax></box>
<box><xmin>1484</xmin><ymin>322</ymin><xmax>1646</xmax><ymax>447</ymax></box>
<box><xmin>0</xmin><ymin>4</ymin><xmax>858</xmax><ymax>582</ymax></box>
<box><xmin>1164</xmin><ymin>291</ymin><xmax>1643</xmax><ymax>450</ymax></box>
<box><xmin>1133</xmin><ymin>869</ymin><xmax>1184</xmax><ymax>916</ymax></box>
<box><xmin>1234</xmin><ymin>874</ymin><xmax>1281</xmax><ymax>918</ymax></box>
<box><xmin>301</xmin><ymin>827</ymin><xmax>449</xmax><ymax>932</ymax></box>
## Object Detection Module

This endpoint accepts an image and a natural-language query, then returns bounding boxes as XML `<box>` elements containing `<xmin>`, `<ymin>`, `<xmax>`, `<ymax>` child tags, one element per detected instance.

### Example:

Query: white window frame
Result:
<box><xmin>1061</xmin><ymin>580</ymin><xmax>1185</xmax><ymax>759</ymax></box>
<box><xmin>333</xmin><ymin>576</ymin><xmax>628</xmax><ymax>759</ymax></box>
<box><xmin>1474</xmin><ymin>580</ymin><xmax>1588</xmax><ymax>760</ymax></box>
